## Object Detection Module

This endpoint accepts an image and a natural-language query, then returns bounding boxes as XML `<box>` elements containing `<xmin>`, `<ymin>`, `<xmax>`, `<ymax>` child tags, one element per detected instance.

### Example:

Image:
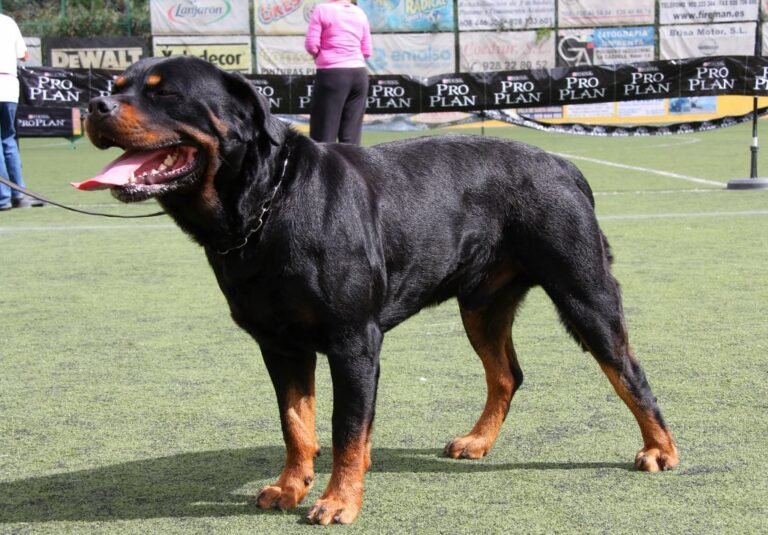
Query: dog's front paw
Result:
<box><xmin>256</xmin><ymin>479</ymin><xmax>312</xmax><ymax>511</ymax></box>
<box><xmin>635</xmin><ymin>444</ymin><xmax>679</xmax><ymax>472</ymax></box>
<box><xmin>307</xmin><ymin>496</ymin><xmax>362</xmax><ymax>525</ymax></box>
<box><xmin>443</xmin><ymin>434</ymin><xmax>493</xmax><ymax>459</ymax></box>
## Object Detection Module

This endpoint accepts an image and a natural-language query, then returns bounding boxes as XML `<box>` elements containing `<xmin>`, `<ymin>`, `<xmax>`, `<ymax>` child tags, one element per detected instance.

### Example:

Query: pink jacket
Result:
<box><xmin>305</xmin><ymin>2</ymin><xmax>372</xmax><ymax>69</ymax></box>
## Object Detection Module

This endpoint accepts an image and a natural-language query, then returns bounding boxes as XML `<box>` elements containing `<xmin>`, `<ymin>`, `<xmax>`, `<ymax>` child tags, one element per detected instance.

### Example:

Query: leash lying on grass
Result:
<box><xmin>0</xmin><ymin>175</ymin><xmax>165</xmax><ymax>218</ymax></box>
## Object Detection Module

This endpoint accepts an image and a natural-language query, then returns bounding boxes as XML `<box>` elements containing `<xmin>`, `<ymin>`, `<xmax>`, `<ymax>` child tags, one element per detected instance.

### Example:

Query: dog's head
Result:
<box><xmin>76</xmin><ymin>56</ymin><xmax>283</xmax><ymax>203</ymax></box>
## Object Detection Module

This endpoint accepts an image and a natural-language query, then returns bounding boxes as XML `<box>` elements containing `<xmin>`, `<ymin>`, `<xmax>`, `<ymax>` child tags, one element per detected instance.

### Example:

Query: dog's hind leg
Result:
<box><xmin>444</xmin><ymin>286</ymin><xmax>527</xmax><ymax>459</ymax></box>
<box><xmin>256</xmin><ymin>350</ymin><xmax>319</xmax><ymax>510</ymax></box>
<box><xmin>540</xmin><ymin>259</ymin><xmax>679</xmax><ymax>472</ymax></box>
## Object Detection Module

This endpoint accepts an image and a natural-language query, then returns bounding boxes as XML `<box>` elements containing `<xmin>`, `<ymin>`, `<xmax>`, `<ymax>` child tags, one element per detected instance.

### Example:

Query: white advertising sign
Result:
<box><xmin>557</xmin><ymin>27</ymin><xmax>654</xmax><ymax>67</ymax></box>
<box><xmin>255</xmin><ymin>0</ymin><xmax>319</xmax><ymax>36</ymax></box>
<box><xmin>150</xmin><ymin>0</ymin><xmax>250</xmax><ymax>36</ymax></box>
<box><xmin>567</xmin><ymin>102</ymin><xmax>614</xmax><ymax>118</ymax></box>
<box><xmin>558</xmin><ymin>0</ymin><xmax>654</xmax><ymax>28</ymax></box>
<box><xmin>459</xmin><ymin>31</ymin><xmax>555</xmax><ymax>72</ymax></box>
<box><xmin>255</xmin><ymin>35</ymin><xmax>316</xmax><ymax>75</ymax></box>
<box><xmin>660</xmin><ymin>22</ymin><xmax>757</xmax><ymax>59</ymax></box>
<box><xmin>153</xmin><ymin>35</ymin><xmax>252</xmax><ymax>72</ymax></box>
<box><xmin>24</xmin><ymin>37</ymin><xmax>42</xmax><ymax>67</ymax></box>
<box><xmin>617</xmin><ymin>99</ymin><xmax>666</xmax><ymax>118</ymax></box>
<box><xmin>659</xmin><ymin>0</ymin><xmax>759</xmax><ymax>24</ymax></box>
<box><xmin>367</xmin><ymin>33</ymin><xmax>455</xmax><ymax>76</ymax></box>
<box><xmin>457</xmin><ymin>0</ymin><xmax>555</xmax><ymax>31</ymax></box>
<box><xmin>763</xmin><ymin>22</ymin><xmax>768</xmax><ymax>54</ymax></box>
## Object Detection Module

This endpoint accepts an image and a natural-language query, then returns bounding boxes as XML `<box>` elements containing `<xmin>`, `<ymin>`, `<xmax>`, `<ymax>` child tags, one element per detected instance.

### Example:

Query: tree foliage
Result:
<box><xmin>2</xmin><ymin>0</ymin><xmax>150</xmax><ymax>38</ymax></box>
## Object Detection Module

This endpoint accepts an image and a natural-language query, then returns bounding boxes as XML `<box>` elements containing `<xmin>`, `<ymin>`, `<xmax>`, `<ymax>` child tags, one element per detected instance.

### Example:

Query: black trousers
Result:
<box><xmin>309</xmin><ymin>67</ymin><xmax>369</xmax><ymax>144</ymax></box>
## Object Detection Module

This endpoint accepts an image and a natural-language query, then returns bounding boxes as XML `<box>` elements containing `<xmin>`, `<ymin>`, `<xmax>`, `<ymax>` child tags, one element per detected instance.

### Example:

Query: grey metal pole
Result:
<box><xmin>727</xmin><ymin>10</ymin><xmax>768</xmax><ymax>189</ymax></box>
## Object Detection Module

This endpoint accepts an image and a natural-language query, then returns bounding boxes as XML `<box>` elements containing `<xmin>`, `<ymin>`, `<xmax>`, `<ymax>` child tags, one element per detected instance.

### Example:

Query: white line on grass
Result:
<box><xmin>599</xmin><ymin>210</ymin><xmax>768</xmax><ymax>221</ymax></box>
<box><xmin>647</xmin><ymin>137</ymin><xmax>702</xmax><ymax>148</ymax></box>
<box><xmin>555</xmin><ymin>152</ymin><xmax>724</xmax><ymax>187</ymax></box>
<box><xmin>0</xmin><ymin>224</ymin><xmax>176</xmax><ymax>233</ymax></box>
<box><xmin>594</xmin><ymin>188</ymin><xmax>721</xmax><ymax>196</ymax></box>
<box><xmin>2</xmin><ymin>210</ymin><xmax>767</xmax><ymax>235</ymax></box>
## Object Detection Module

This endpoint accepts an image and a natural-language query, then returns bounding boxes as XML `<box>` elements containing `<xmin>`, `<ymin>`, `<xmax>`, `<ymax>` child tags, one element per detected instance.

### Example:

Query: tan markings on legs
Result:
<box><xmin>444</xmin><ymin>305</ymin><xmax>520</xmax><ymax>459</ymax></box>
<box><xmin>256</xmin><ymin>382</ymin><xmax>318</xmax><ymax>510</ymax></box>
<box><xmin>363</xmin><ymin>420</ymin><xmax>374</xmax><ymax>473</ymax></box>
<box><xmin>600</xmin><ymin>362</ymin><xmax>679</xmax><ymax>472</ymax></box>
<box><xmin>307</xmin><ymin>435</ymin><xmax>368</xmax><ymax>525</ymax></box>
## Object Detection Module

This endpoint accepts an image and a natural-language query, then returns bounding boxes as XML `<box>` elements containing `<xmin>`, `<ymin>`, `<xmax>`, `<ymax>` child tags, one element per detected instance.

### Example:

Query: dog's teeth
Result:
<box><xmin>157</xmin><ymin>164</ymin><xmax>167</xmax><ymax>172</ymax></box>
<box><xmin>163</xmin><ymin>154</ymin><xmax>176</xmax><ymax>166</ymax></box>
<box><xmin>128</xmin><ymin>172</ymin><xmax>135</xmax><ymax>184</ymax></box>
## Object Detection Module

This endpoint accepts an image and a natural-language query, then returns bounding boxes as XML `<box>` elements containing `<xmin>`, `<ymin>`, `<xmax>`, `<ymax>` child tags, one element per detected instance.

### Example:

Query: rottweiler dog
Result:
<box><xmin>78</xmin><ymin>56</ymin><xmax>678</xmax><ymax>525</ymax></box>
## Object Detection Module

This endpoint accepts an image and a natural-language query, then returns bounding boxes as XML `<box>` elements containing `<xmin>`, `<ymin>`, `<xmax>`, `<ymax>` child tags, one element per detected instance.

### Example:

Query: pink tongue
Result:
<box><xmin>71</xmin><ymin>150</ymin><xmax>166</xmax><ymax>191</ymax></box>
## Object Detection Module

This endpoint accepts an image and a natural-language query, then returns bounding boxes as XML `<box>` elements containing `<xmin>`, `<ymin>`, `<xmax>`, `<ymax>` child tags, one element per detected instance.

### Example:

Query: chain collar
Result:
<box><xmin>215</xmin><ymin>151</ymin><xmax>290</xmax><ymax>256</ymax></box>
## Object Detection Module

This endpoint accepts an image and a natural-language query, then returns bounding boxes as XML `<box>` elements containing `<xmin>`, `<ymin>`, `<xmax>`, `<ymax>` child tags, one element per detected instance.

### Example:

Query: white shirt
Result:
<box><xmin>0</xmin><ymin>14</ymin><xmax>27</xmax><ymax>102</ymax></box>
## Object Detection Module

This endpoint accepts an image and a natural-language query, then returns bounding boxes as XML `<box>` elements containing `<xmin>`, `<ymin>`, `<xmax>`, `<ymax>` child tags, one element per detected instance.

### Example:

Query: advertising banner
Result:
<box><xmin>613</xmin><ymin>62</ymin><xmax>674</xmax><ymax>100</ymax></box>
<box><xmin>16</xmin><ymin>106</ymin><xmax>82</xmax><ymax>137</ymax></box>
<box><xmin>366</xmin><ymin>75</ymin><xmax>423</xmax><ymax>114</ymax></box>
<box><xmin>459</xmin><ymin>30</ymin><xmax>555</xmax><ymax>72</ymax></box>
<box><xmin>19</xmin><ymin>67</ymin><xmax>113</xmax><ymax>107</ymax></box>
<box><xmin>457</xmin><ymin>0</ymin><xmax>555</xmax><ymax>31</ymax></box>
<box><xmin>558</xmin><ymin>0</ymin><xmax>654</xmax><ymax>28</ymax></box>
<box><xmin>153</xmin><ymin>35</ymin><xmax>252</xmax><ymax>72</ymax></box>
<box><xmin>255</xmin><ymin>35</ymin><xmax>316</xmax><ymax>75</ymax></box>
<box><xmin>16</xmin><ymin>56</ymin><xmax>766</xmax><ymax>115</ymax></box>
<box><xmin>359</xmin><ymin>0</ymin><xmax>454</xmax><ymax>33</ymax></box>
<box><xmin>485</xmin><ymin>107</ymin><xmax>763</xmax><ymax>136</ymax></box>
<box><xmin>367</xmin><ymin>33</ymin><xmax>455</xmax><ymax>76</ymax></box>
<box><xmin>420</xmin><ymin>73</ymin><xmax>486</xmax><ymax>112</ymax></box>
<box><xmin>677</xmin><ymin>56</ymin><xmax>748</xmax><ymax>98</ymax></box>
<box><xmin>150</xmin><ymin>0</ymin><xmax>250</xmax><ymax>35</ymax></box>
<box><xmin>255</xmin><ymin>0</ymin><xmax>318</xmax><ymax>36</ymax></box>
<box><xmin>486</xmin><ymin>69</ymin><xmax>551</xmax><ymax>108</ymax></box>
<box><xmin>659</xmin><ymin>0</ymin><xmax>759</xmax><ymax>24</ymax></box>
<box><xmin>557</xmin><ymin>27</ymin><xmax>654</xmax><ymax>67</ymax></box>
<box><xmin>247</xmin><ymin>74</ymin><xmax>295</xmax><ymax>112</ymax></box>
<box><xmin>47</xmin><ymin>37</ymin><xmax>147</xmax><ymax>70</ymax></box>
<box><xmin>550</xmin><ymin>65</ymin><xmax>616</xmax><ymax>105</ymax></box>
<box><xmin>659</xmin><ymin>22</ymin><xmax>756</xmax><ymax>59</ymax></box>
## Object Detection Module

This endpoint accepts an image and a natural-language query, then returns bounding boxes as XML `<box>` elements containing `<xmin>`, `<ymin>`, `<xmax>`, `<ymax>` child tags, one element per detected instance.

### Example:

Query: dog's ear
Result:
<box><xmin>222</xmin><ymin>71</ymin><xmax>282</xmax><ymax>146</ymax></box>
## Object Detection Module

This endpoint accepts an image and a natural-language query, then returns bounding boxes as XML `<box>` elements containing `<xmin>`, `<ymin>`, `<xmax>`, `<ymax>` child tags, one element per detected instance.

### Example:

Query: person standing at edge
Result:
<box><xmin>305</xmin><ymin>0</ymin><xmax>372</xmax><ymax>145</ymax></box>
<box><xmin>0</xmin><ymin>13</ymin><xmax>42</xmax><ymax>210</ymax></box>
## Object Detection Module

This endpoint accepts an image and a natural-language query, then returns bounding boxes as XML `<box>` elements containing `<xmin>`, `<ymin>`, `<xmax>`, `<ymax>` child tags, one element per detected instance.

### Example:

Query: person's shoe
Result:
<box><xmin>0</xmin><ymin>203</ymin><xmax>11</xmax><ymax>211</ymax></box>
<box><xmin>11</xmin><ymin>196</ymin><xmax>45</xmax><ymax>208</ymax></box>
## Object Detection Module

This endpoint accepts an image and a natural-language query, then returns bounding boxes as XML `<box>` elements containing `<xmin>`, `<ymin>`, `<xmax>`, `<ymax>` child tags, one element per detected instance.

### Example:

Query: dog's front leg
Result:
<box><xmin>307</xmin><ymin>322</ymin><xmax>382</xmax><ymax>525</ymax></box>
<box><xmin>256</xmin><ymin>349</ymin><xmax>319</xmax><ymax>510</ymax></box>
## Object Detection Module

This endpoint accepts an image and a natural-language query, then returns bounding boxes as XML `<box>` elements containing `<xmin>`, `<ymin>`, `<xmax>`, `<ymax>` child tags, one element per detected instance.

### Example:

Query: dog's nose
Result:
<box><xmin>88</xmin><ymin>96</ymin><xmax>119</xmax><ymax>120</ymax></box>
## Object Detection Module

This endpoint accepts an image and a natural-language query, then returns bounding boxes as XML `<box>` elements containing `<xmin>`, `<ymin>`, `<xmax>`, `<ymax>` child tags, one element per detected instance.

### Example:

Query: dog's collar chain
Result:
<box><xmin>215</xmin><ymin>151</ymin><xmax>290</xmax><ymax>256</ymax></box>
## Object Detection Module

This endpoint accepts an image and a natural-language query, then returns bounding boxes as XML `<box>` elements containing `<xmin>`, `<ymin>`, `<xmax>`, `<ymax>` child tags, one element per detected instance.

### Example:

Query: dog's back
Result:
<box><xmin>305</xmin><ymin>135</ymin><xmax>605</xmax><ymax>329</ymax></box>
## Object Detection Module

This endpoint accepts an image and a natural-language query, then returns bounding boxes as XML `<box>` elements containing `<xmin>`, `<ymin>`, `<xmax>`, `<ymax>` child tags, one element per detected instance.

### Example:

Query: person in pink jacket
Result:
<box><xmin>305</xmin><ymin>0</ymin><xmax>372</xmax><ymax>144</ymax></box>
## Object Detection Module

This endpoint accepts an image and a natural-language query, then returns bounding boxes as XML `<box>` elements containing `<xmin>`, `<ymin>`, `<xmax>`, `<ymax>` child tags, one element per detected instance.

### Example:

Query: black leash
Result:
<box><xmin>0</xmin><ymin>175</ymin><xmax>166</xmax><ymax>218</ymax></box>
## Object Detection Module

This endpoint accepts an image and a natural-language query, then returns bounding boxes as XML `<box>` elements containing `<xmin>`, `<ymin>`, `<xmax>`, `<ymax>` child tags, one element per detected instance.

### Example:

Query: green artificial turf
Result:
<box><xmin>1</xmin><ymin>124</ymin><xmax>767</xmax><ymax>534</ymax></box>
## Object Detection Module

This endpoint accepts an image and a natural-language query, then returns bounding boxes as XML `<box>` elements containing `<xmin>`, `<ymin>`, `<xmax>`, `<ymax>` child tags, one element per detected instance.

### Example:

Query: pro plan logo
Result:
<box><xmin>167</xmin><ymin>0</ymin><xmax>232</xmax><ymax>25</ymax></box>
